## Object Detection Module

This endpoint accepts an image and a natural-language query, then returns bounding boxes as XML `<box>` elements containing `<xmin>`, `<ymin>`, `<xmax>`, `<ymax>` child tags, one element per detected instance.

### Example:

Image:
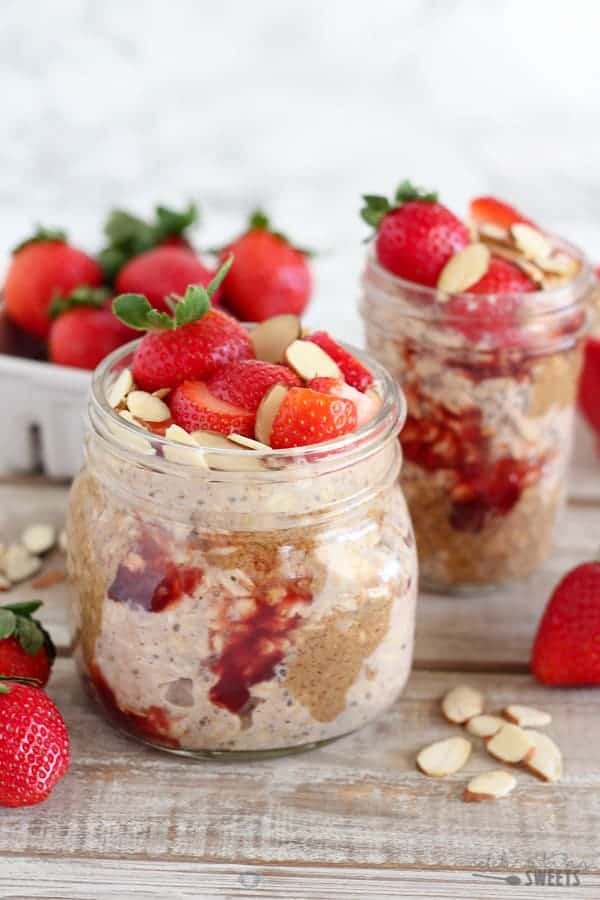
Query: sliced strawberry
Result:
<box><xmin>269</xmin><ymin>387</ymin><xmax>357</xmax><ymax>449</ymax></box>
<box><xmin>169</xmin><ymin>381</ymin><xmax>255</xmax><ymax>436</ymax></box>
<box><xmin>305</xmin><ymin>332</ymin><xmax>374</xmax><ymax>392</ymax></box>
<box><xmin>207</xmin><ymin>359</ymin><xmax>300</xmax><ymax>412</ymax></box>
<box><xmin>469</xmin><ymin>196</ymin><xmax>535</xmax><ymax>229</ymax></box>
<box><xmin>308</xmin><ymin>377</ymin><xmax>381</xmax><ymax>427</ymax></box>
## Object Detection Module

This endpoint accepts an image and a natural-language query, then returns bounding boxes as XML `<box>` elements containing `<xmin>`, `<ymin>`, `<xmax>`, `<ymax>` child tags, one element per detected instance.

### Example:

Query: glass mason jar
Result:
<box><xmin>361</xmin><ymin>243</ymin><xmax>594</xmax><ymax>592</ymax></box>
<box><xmin>67</xmin><ymin>341</ymin><xmax>417</xmax><ymax>759</ymax></box>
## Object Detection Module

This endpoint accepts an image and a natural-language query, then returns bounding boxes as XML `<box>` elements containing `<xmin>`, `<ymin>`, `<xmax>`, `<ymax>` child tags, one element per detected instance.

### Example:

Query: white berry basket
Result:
<box><xmin>0</xmin><ymin>351</ymin><xmax>90</xmax><ymax>479</ymax></box>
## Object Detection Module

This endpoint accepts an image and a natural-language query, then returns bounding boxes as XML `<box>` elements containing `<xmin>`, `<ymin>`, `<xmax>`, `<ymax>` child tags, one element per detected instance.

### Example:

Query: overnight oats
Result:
<box><xmin>360</xmin><ymin>184</ymin><xmax>594</xmax><ymax>590</ymax></box>
<box><xmin>67</xmin><ymin>269</ymin><xmax>417</xmax><ymax>758</ymax></box>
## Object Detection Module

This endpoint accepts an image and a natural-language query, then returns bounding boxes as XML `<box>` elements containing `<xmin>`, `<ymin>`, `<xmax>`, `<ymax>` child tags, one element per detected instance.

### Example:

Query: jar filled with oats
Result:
<box><xmin>361</xmin><ymin>221</ymin><xmax>593</xmax><ymax>591</ymax></box>
<box><xmin>67</xmin><ymin>341</ymin><xmax>417</xmax><ymax>758</ymax></box>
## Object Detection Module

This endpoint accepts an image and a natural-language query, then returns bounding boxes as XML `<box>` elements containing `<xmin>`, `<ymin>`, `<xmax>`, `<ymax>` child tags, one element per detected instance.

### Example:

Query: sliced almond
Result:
<box><xmin>465</xmin><ymin>714</ymin><xmax>505</xmax><ymax>738</ymax></box>
<box><xmin>417</xmin><ymin>736</ymin><xmax>471</xmax><ymax>777</ymax></box>
<box><xmin>478</xmin><ymin>223</ymin><xmax>510</xmax><ymax>243</ymax></box>
<box><xmin>107</xmin><ymin>368</ymin><xmax>134</xmax><ymax>408</ymax></box>
<box><xmin>464</xmin><ymin>770</ymin><xmax>517</xmax><ymax>802</ymax></box>
<box><xmin>486</xmin><ymin>723</ymin><xmax>535</xmax><ymax>764</ymax></box>
<box><xmin>285</xmin><ymin>340</ymin><xmax>341</xmax><ymax>381</ymax></box>
<box><xmin>503</xmin><ymin>705</ymin><xmax>551</xmax><ymax>728</ymax></box>
<box><xmin>535</xmin><ymin>253</ymin><xmax>578</xmax><ymax>276</ymax></box>
<box><xmin>127</xmin><ymin>391</ymin><xmax>170</xmax><ymax>423</ymax></box>
<box><xmin>4</xmin><ymin>544</ymin><xmax>42</xmax><ymax>584</ymax></box>
<box><xmin>441</xmin><ymin>684</ymin><xmax>484</xmax><ymax>724</ymax></box>
<box><xmin>524</xmin><ymin>731</ymin><xmax>562</xmax><ymax>782</ymax></box>
<box><xmin>192</xmin><ymin>430</ymin><xmax>263</xmax><ymax>471</ymax></box>
<box><xmin>21</xmin><ymin>523</ymin><xmax>56</xmax><ymax>556</ymax></box>
<box><xmin>116</xmin><ymin>411</ymin><xmax>156</xmax><ymax>455</ymax></box>
<box><xmin>255</xmin><ymin>384</ymin><xmax>289</xmax><ymax>444</ymax></box>
<box><xmin>152</xmin><ymin>388</ymin><xmax>171</xmax><ymax>400</ymax></box>
<box><xmin>163</xmin><ymin>425</ymin><xmax>208</xmax><ymax>467</ymax></box>
<box><xmin>437</xmin><ymin>243</ymin><xmax>490</xmax><ymax>294</ymax></box>
<box><xmin>58</xmin><ymin>529</ymin><xmax>68</xmax><ymax>553</ymax></box>
<box><xmin>227</xmin><ymin>433</ymin><xmax>271</xmax><ymax>450</ymax></box>
<box><xmin>513</xmin><ymin>257</ymin><xmax>546</xmax><ymax>286</ymax></box>
<box><xmin>0</xmin><ymin>574</ymin><xmax>10</xmax><ymax>591</ymax></box>
<box><xmin>251</xmin><ymin>315</ymin><xmax>301</xmax><ymax>363</ymax></box>
<box><xmin>510</xmin><ymin>223</ymin><xmax>553</xmax><ymax>261</ymax></box>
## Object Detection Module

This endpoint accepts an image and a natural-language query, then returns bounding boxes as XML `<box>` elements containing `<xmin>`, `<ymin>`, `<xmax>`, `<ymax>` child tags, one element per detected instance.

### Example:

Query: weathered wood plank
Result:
<box><xmin>3</xmin><ymin>858</ymin><xmax>599</xmax><ymax>899</ymax></box>
<box><xmin>1</xmin><ymin>659</ymin><xmax>598</xmax><ymax>874</ymax></box>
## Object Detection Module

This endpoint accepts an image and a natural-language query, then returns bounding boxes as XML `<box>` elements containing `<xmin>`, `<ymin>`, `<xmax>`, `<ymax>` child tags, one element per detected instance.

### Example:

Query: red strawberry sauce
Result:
<box><xmin>90</xmin><ymin>662</ymin><xmax>178</xmax><ymax>746</ymax></box>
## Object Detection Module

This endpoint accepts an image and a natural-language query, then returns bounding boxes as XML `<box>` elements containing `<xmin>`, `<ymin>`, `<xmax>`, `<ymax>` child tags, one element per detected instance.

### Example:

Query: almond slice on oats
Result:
<box><xmin>21</xmin><ymin>523</ymin><xmax>56</xmax><ymax>555</ymax></box>
<box><xmin>437</xmin><ymin>243</ymin><xmax>490</xmax><ymax>294</ymax></box>
<box><xmin>152</xmin><ymin>388</ymin><xmax>171</xmax><ymax>400</ymax></box>
<box><xmin>113</xmin><ymin>411</ymin><xmax>156</xmax><ymax>455</ymax></box>
<box><xmin>513</xmin><ymin>258</ymin><xmax>546</xmax><ymax>286</ymax></box>
<box><xmin>441</xmin><ymin>684</ymin><xmax>484</xmax><ymax>724</ymax></box>
<box><xmin>417</xmin><ymin>736</ymin><xmax>472</xmax><ymax>777</ymax></box>
<box><xmin>486</xmin><ymin>723</ymin><xmax>535</xmax><ymax>764</ymax></box>
<box><xmin>251</xmin><ymin>315</ymin><xmax>301</xmax><ymax>363</ymax></box>
<box><xmin>255</xmin><ymin>383</ymin><xmax>289</xmax><ymax>444</ymax></box>
<box><xmin>478</xmin><ymin>223</ymin><xmax>511</xmax><ymax>243</ymax></box>
<box><xmin>285</xmin><ymin>340</ymin><xmax>341</xmax><ymax>381</ymax></box>
<box><xmin>4</xmin><ymin>544</ymin><xmax>42</xmax><ymax>583</ymax></box>
<box><xmin>163</xmin><ymin>425</ymin><xmax>208</xmax><ymax>467</ymax></box>
<box><xmin>464</xmin><ymin>770</ymin><xmax>517</xmax><ymax>802</ymax></box>
<box><xmin>535</xmin><ymin>253</ymin><xmax>577</xmax><ymax>276</ymax></box>
<box><xmin>191</xmin><ymin>430</ymin><xmax>263</xmax><ymax>471</ymax></box>
<box><xmin>510</xmin><ymin>223</ymin><xmax>553</xmax><ymax>261</ymax></box>
<box><xmin>465</xmin><ymin>714</ymin><xmax>505</xmax><ymax>738</ymax></box>
<box><xmin>107</xmin><ymin>368</ymin><xmax>134</xmax><ymax>408</ymax></box>
<box><xmin>227</xmin><ymin>433</ymin><xmax>271</xmax><ymax>450</ymax></box>
<box><xmin>127</xmin><ymin>390</ymin><xmax>171</xmax><ymax>422</ymax></box>
<box><xmin>503</xmin><ymin>705</ymin><xmax>551</xmax><ymax>728</ymax></box>
<box><xmin>524</xmin><ymin>731</ymin><xmax>562</xmax><ymax>782</ymax></box>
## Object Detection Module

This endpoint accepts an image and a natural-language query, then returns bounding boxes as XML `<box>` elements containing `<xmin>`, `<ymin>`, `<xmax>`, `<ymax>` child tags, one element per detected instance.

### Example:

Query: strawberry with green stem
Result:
<box><xmin>0</xmin><ymin>600</ymin><xmax>56</xmax><ymax>686</ymax></box>
<box><xmin>48</xmin><ymin>286</ymin><xmax>137</xmax><ymax>369</ymax></box>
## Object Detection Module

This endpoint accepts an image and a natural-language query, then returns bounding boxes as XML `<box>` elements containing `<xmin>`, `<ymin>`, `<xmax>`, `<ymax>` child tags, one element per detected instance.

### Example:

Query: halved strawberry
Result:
<box><xmin>469</xmin><ymin>196</ymin><xmax>535</xmax><ymax>229</ymax></box>
<box><xmin>269</xmin><ymin>387</ymin><xmax>357</xmax><ymax>449</ymax></box>
<box><xmin>207</xmin><ymin>359</ymin><xmax>300</xmax><ymax>412</ymax></box>
<box><xmin>169</xmin><ymin>381</ymin><xmax>255</xmax><ymax>436</ymax></box>
<box><xmin>308</xmin><ymin>377</ymin><xmax>381</xmax><ymax>427</ymax></box>
<box><xmin>305</xmin><ymin>332</ymin><xmax>373</xmax><ymax>392</ymax></box>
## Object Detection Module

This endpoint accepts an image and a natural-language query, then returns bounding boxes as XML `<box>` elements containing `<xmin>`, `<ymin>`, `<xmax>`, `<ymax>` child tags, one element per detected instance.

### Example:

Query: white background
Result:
<box><xmin>2</xmin><ymin>0</ymin><xmax>600</xmax><ymax>343</ymax></box>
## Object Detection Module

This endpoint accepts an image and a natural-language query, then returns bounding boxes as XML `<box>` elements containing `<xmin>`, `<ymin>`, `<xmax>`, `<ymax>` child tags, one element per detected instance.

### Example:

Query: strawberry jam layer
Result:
<box><xmin>402</xmin><ymin>385</ymin><xmax>545</xmax><ymax>533</ymax></box>
<box><xmin>108</xmin><ymin>531</ymin><xmax>203</xmax><ymax>612</ymax></box>
<box><xmin>209</xmin><ymin>579</ymin><xmax>313</xmax><ymax>714</ymax></box>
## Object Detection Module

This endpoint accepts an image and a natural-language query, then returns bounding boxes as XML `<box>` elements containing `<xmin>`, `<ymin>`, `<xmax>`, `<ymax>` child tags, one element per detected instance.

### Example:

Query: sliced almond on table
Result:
<box><xmin>4</xmin><ymin>544</ymin><xmax>42</xmax><ymax>584</ymax></box>
<box><xmin>107</xmin><ymin>368</ymin><xmax>134</xmax><ymax>408</ymax></box>
<box><xmin>251</xmin><ymin>315</ymin><xmax>301</xmax><ymax>363</ymax></box>
<box><xmin>441</xmin><ymin>684</ymin><xmax>484</xmax><ymax>724</ymax></box>
<box><xmin>255</xmin><ymin>384</ymin><xmax>289</xmax><ymax>444</ymax></box>
<box><xmin>163</xmin><ymin>425</ymin><xmax>207</xmax><ymax>467</ymax></box>
<box><xmin>465</xmin><ymin>714</ymin><xmax>505</xmax><ymax>738</ymax></box>
<box><xmin>21</xmin><ymin>523</ymin><xmax>56</xmax><ymax>555</ymax></box>
<box><xmin>416</xmin><ymin>736</ymin><xmax>472</xmax><ymax>777</ymax></box>
<box><xmin>437</xmin><ymin>243</ymin><xmax>490</xmax><ymax>294</ymax></box>
<box><xmin>227</xmin><ymin>433</ymin><xmax>271</xmax><ymax>450</ymax></box>
<box><xmin>464</xmin><ymin>770</ymin><xmax>517</xmax><ymax>802</ymax></box>
<box><xmin>285</xmin><ymin>340</ymin><xmax>341</xmax><ymax>381</ymax></box>
<box><xmin>510</xmin><ymin>223</ymin><xmax>553</xmax><ymax>261</ymax></box>
<box><xmin>503</xmin><ymin>705</ymin><xmax>551</xmax><ymax>728</ymax></box>
<box><xmin>486</xmin><ymin>723</ymin><xmax>535</xmax><ymax>764</ymax></box>
<box><xmin>524</xmin><ymin>731</ymin><xmax>562</xmax><ymax>782</ymax></box>
<box><xmin>127</xmin><ymin>390</ymin><xmax>171</xmax><ymax>422</ymax></box>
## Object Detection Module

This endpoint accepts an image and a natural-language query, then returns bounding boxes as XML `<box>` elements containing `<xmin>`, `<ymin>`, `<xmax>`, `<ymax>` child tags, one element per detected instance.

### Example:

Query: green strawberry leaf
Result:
<box><xmin>174</xmin><ymin>285</ymin><xmax>210</xmax><ymax>327</ymax></box>
<box><xmin>0</xmin><ymin>683</ymin><xmax>9</xmax><ymax>694</ymax></box>
<box><xmin>1</xmin><ymin>600</ymin><xmax>42</xmax><ymax>617</ymax></box>
<box><xmin>154</xmin><ymin>203</ymin><xmax>198</xmax><ymax>241</ymax></box>
<box><xmin>0</xmin><ymin>609</ymin><xmax>17</xmax><ymax>640</ymax></box>
<box><xmin>113</xmin><ymin>294</ymin><xmax>175</xmax><ymax>331</ymax></box>
<box><xmin>49</xmin><ymin>286</ymin><xmax>111</xmax><ymax>320</ymax></box>
<box><xmin>248</xmin><ymin>209</ymin><xmax>270</xmax><ymax>231</ymax></box>
<box><xmin>15</xmin><ymin>616</ymin><xmax>45</xmax><ymax>656</ymax></box>
<box><xmin>394</xmin><ymin>179</ymin><xmax>438</xmax><ymax>205</ymax></box>
<box><xmin>13</xmin><ymin>226</ymin><xmax>68</xmax><ymax>254</ymax></box>
<box><xmin>206</xmin><ymin>254</ymin><xmax>233</xmax><ymax>296</ymax></box>
<box><xmin>360</xmin><ymin>195</ymin><xmax>391</xmax><ymax>229</ymax></box>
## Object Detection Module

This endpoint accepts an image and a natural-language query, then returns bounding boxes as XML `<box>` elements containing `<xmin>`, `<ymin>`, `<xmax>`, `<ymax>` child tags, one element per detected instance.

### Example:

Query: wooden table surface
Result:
<box><xmin>1</xmin><ymin>419</ymin><xmax>599</xmax><ymax>899</ymax></box>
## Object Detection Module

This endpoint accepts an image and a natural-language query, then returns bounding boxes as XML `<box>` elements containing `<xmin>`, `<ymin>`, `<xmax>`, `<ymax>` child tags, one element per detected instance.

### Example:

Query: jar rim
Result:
<box><xmin>89</xmin><ymin>336</ymin><xmax>406</xmax><ymax>475</ymax></box>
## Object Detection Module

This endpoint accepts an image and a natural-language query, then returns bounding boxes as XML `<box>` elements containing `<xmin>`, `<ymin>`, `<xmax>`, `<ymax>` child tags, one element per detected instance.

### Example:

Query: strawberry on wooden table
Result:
<box><xmin>113</xmin><ymin>257</ymin><xmax>253</xmax><ymax>393</ymax></box>
<box><xmin>48</xmin><ymin>287</ymin><xmax>136</xmax><ymax>370</ymax></box>
<box><xmin>4</xmin><ymin>227</ymin><xmax>103</xmax><ymax>339</ymax></box>
<box><xmin>0</xmin><ymin>681</ymin><xmax>69</xmax><ymax>807</ymax></box>
<box><xmin>531</xmin><ymin>561</ymin><xmax>600</xmax><ymax>685</ymax></box>
<box><xmin>0</xmin><ymin>600</ymin><xmax>55</xmax><ymax>686</ymax></box>
<box><xmin>361</xmin><ymin>180</ymin><xmax>470</xmax><ymax>287</ymax></box>
<box><xmin>219</xmin><ymin>210</ymin><xmax>312</xmax><ymax>321</ymax></box>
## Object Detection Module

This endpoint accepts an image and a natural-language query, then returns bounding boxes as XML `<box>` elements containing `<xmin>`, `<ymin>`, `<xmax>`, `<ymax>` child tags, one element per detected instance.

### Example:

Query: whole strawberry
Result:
<box><xmin>115</xmin><ymin>245</ymin><xmax>216</xmax><ymax>314</ymax></box>
<box><xmin>531</xmin><ymin>561</ymin><xmax>600</xmax><ymax>685</ymax></box>
<box><xmin>113</xmin><ymin>257</ymin><xmax>252</xmax><ymax>392</ymax></box>
<box><xmin>361</xmin><ymin>181</ymin><xmax>470</xmax><ymax>287</ymax></box>
<box><xmin>4</xmin><ymin>227</ymin><xmax>103</xmax><ymax>339</ymax></box>
<box><xmin>0</xmin><ymin>600</ymin><xmax>55</xmax><ymax>686</ymax></box>
<box><xmin>0</xmin><ymin>681</ymin><xmax>69</xmax><ymax>807</ymax></box>
<box><xmin>579</xmin><ymin>336</ymin><xmax>600</xmax><ymax>450</ymax></box>
<box><xmin>48</xmin><ymin>287</ymin><xmax>136</xmax><ymax>370</ymax></box>
<box><xmin>219</xmin><ymin>210</ymin><xmax>312</xmax><ymax>321</ymax></box>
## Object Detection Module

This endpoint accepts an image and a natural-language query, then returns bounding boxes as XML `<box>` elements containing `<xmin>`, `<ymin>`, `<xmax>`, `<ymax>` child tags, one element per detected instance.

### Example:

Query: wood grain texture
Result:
<box><xmin>2</xmin><ymin>659</ymin><xmax>598</xmax><ymax>876</ymax></box>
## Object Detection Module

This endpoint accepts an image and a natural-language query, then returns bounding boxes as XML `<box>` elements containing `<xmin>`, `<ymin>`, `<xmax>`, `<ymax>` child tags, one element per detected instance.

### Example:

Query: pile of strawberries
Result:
<box><xmin>2</xmin><ymin>205</ymin><xmax>312</xmax><ymax>370</ymax></box>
